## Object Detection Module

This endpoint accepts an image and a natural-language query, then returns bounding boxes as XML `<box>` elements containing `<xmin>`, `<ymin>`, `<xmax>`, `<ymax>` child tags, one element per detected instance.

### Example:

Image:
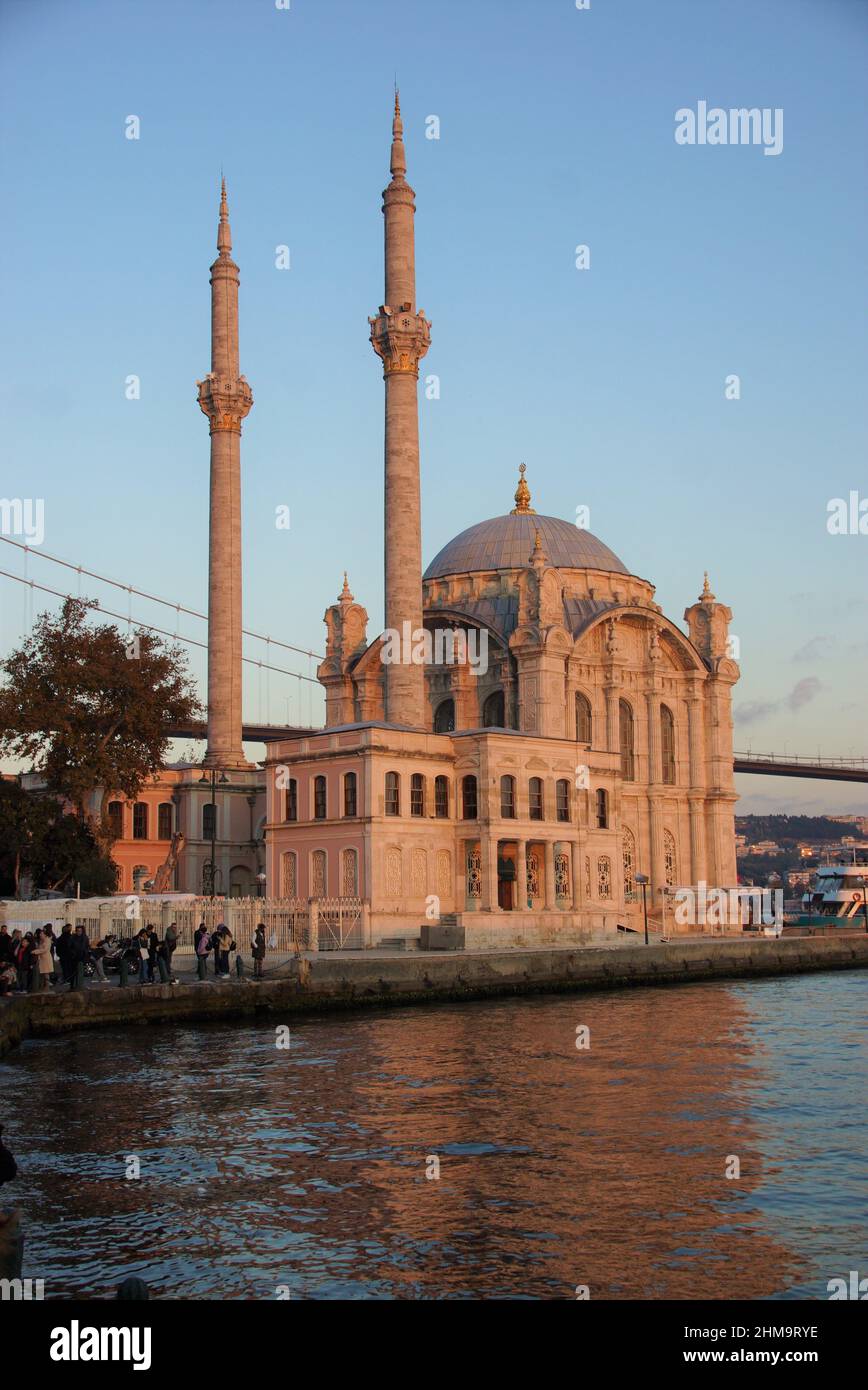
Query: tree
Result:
<box><xmin>0</xmin><ymin>781</ymin><xmax>116</xmax><ymax>896</ymax></box>
<box><xmin>0</xmin><ymin>780</ymin><xmax>53</xmax><ymax>895</ymax></box>
<box><xmin>0</xmin><ymin>598</ymin><xmax>201</xmax><ymax>845</ymax></box>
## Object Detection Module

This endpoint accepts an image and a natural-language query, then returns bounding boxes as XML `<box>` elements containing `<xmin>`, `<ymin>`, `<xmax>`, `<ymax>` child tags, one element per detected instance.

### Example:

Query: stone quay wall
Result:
<box><xmin>1</xmin><ymin>936</ymin><xmax>867</xmax><ymax>1057</ymax></box>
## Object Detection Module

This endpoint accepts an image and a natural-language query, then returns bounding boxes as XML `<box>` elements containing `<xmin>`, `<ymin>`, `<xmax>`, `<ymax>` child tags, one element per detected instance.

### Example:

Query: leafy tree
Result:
<box><xmin>0</xmin><ymin>598</ymin><xmax>201</xmax><ymax>846</ymax></box>
<box><xmin>0</xmin><ymin>780</ymin><xmax>53</xmax><ymax>895</ymax></box>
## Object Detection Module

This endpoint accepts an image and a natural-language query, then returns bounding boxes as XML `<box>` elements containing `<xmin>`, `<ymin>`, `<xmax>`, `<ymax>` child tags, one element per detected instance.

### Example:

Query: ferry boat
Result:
<box><xmin>792</xmin><ymin>853</ymin><xmax>868</xmax><ymax>928</ymax></box>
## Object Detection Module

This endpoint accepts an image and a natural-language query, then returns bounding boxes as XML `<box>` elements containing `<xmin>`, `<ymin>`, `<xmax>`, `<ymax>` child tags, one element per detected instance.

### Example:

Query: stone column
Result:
<box><xmin>516</xmin><ymin>838</ymin><xmax>527</xmax><ymax>910</ymax></box>
<box><xmin>198</xmin><ymin>181</ymin><xmax>253</xmax><ymax>770</ymax></box>
<box><xmin>571</xmin><ymin>839</ymin><xmax>582</xmax><ymax>911</ymax></box>
<box><xmin>544</xmin><ymin>842</ymin><xmax>556</xmax><ymax>909</ymax></box>
<box><xmin>480</xmin><ymin>834</ymin><xmax>499</xmax><ymax>912</ymax></box>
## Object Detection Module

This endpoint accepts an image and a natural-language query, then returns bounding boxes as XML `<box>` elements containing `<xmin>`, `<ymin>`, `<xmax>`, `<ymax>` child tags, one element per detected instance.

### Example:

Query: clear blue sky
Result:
<box><xmin>1</xmin><ymin>0</ymin><xmax>866</xmax><ymax>814</ymax></box>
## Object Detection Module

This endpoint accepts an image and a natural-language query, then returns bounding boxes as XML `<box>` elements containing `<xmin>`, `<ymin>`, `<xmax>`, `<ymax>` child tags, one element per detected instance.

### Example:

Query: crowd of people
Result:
<box><xmin>0</xmin><ymin>920</ymin><xmax>270</xmax><ymax>995</ymax></box>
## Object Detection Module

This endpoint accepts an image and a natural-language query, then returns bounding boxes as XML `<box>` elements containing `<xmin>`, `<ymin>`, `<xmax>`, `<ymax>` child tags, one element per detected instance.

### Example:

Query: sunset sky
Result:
<box><xmin>1</xmin><ymin>0</ymin><xmax>866</xmax><ymax>813</ymax></box>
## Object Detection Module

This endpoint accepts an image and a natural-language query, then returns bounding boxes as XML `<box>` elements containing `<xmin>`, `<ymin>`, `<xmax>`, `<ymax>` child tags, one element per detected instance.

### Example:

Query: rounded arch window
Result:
<box><xmin>434</xmin><ymin>698</ymin><xmax>455</xmax><ymax>734</ymax></box>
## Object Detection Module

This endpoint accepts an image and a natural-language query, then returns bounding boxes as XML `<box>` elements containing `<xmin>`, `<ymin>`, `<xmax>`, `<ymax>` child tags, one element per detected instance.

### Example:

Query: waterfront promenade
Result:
<box><xmin>2</xmin><ymin>935</ymin><xmax>867</xmax><ymax>1058</ymax></box>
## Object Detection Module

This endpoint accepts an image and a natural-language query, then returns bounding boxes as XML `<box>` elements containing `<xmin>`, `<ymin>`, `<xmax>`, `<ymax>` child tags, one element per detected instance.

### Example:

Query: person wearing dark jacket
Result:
<box><xmin>146</xmin><ymin>927</ymin><xmax>160</xmax><ymax>983</ymax></box>
<box><xmin>164</xmin><ymin>922</ymin><xmax>178</xmax><ymax>977</ymax></box>
<box><xmin>55</xmin><ymin>924</ymin><xmax>74</xmax><ymax>986</ymax></box>
<box><xmin>251</xmin><ymin>924</ymin><xmax>266</xmax><ymax>980</ymax></box>
<box><xmin>69</xmin><ymin>925</ymin><xmax>89</xmax><ymax>990</ymax></box>
<box><xmin>0</xmin><ymin>925</ymin><xmax>13</xmax><ymax>966</ymax></box>
<box><xmin>16</xmin><ymin>933</ymin><xmax>34</xmax><ymax>993</ymax></box>
<box><xmin>194</xmin><ymin>923</ymin><xmax>210</xmax><ymax>981</ymax></box>
<box><xmin>209</xmin><ymin>926</ymin><xmax>223</xmax><ymax>976</ymax></box>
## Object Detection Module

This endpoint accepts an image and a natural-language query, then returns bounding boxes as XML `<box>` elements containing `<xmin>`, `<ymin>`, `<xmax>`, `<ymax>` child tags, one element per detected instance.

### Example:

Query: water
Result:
<box><xmin>2</xmin><ymin>971</ymin><xmax>866</xmax><ymax>1300</ymax></box>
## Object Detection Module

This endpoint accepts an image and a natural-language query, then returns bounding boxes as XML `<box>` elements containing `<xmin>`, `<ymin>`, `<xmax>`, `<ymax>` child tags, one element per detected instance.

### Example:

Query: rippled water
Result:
<box><xmin>2</xmin><ymin>970</ymin><xmax>866</xmax><ymax>1299</ymax></box>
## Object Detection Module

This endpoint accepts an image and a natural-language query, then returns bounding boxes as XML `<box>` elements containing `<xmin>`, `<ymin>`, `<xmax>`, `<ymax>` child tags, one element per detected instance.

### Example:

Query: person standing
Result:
<box><xmin>70</xmin><ymin>925</ymin><xmax>89</xmax><ymax>990</ymax></box>
<box><xmin>146</xmin><ymin>926</ymin><xmax>160</xmax><ymax>984</ymax></box>
<box><xmin>251</xmin><ymin>924</ymin><xmax>266</xmax><ymax>980</ymax></box>
<box><xmin>43</xmin><ymin>924</ymin><xmax>58</xmax><ymax>984</ymax></box>
<box><xmin>0</xmin><ymin>924</ymin><xmax>12</xmax><ymax>967</ymax></box>
<box><xmin>55</xmin><ymin>924</ymin><xmax>74</xmax><ymax>987</ymax></box>
<box><xmin>31</xmin><ymin>929</ymin><xmax>53</xmax><ymax>993</ymax></box>
<box><xmin>16</xmin><ymin>933</ymin><xmax>33</xmax><ymax>993</ymax></box>
<box><xmin>194</xmin><ymin>922</ymin><xmax>210</xmax><ymax>981</ymax></box>
<box><xmin>209</xmin><ymin>924</ymin><xmax>223</xmax><ymax>976</ymax></box>
<box><xmin>135</xmin><ymin>928</ymin><xmax>150</xmax><ymax>985</ymax></box>
<box><xmin>164</xmin><ymin>921</ymin><xmax>178</xmax><ymax>981</ymax></box>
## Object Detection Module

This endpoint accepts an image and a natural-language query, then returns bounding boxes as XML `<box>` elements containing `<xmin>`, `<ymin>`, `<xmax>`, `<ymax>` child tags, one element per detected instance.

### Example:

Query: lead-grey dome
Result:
<box><xmin>424</xmin><ymin>512</ymin><xmax>629</xmax><ymax>580</ymax></box>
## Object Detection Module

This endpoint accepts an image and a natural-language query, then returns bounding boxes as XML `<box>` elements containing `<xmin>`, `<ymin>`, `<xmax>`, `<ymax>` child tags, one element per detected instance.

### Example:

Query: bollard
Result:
<box><xmin>119</xmin><ymin>956</ymin><xmax>129</xmax><ymax>987</ymax></box>
<box><xmin>157</xmin><ymin>956</ymin><xmax>170</xmax><ymax>985</ymax></box>
<box><xmin>74</xmin><ymin>960</ymin><xmax>85</xmax><ymax>991</ymax></box>
<box><xmin>197</xmin><ymin>955</ymin><xmax>207</xmax><ymax>981</ymax></box>
<box><xmin>235</xmin><ymin>955</ymin><xmax>244</xmax><ymax>979</ymax></box>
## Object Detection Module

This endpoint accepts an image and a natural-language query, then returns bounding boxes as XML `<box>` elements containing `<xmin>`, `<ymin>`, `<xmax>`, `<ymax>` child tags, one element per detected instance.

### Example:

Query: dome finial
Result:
<box><xmin>701</xmin><ymin>571</ymin><xmax>715</xmax><ymax>601</ymax></box>
<box><xmin>510</xmin><ymin>462</ymin><xmax>536</xmax><ymax>515</ymax></box>
<box><xmin>339</xmin><ymin>571</ymin><xmax>354</xmax><ymax>602</ymax></box>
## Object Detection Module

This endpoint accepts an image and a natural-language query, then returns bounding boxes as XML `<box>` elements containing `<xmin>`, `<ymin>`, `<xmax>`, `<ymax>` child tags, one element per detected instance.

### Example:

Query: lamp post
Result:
<box><xmin>635</xmin><ymin>873</ymin><xmax>650</xmax><ymax>945</ymax></box>
<box><xmin>198</xmin><ymin>767</ymin><xmax>228</xmax><ymax>901</ymax></box>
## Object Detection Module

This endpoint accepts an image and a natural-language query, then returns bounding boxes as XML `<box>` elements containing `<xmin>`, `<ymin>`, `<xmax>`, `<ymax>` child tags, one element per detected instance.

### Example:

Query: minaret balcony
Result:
<box><xmin>369</xmin><ymin>306</ymin><xmax>431</xmax><ymax>378</ymax></box>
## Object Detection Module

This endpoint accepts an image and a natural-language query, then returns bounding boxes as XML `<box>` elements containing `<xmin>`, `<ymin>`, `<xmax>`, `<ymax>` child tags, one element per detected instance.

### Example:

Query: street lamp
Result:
<box><xmin>199</xmin><ymin>767</ymin><xmax>229</xmax><ymax>901</ymax></box>
<box><xmin>635</xmin><ymin>873</ymin><xmax>650</xmax><ymax>945</ymax></box>
<box><xmin>257</xmin><ymin>871</ymin><xmax>267</xmax><ymax>899</ymax></box>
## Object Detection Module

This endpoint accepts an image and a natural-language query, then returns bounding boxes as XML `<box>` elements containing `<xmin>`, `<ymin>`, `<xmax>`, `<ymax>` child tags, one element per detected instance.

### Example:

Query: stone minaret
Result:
<box><xmin>369</xmin><ymin>94</ymin><xmax>431</xmax><ymax>727</ymax></box>
<box><xmin>197</xmin><ymin>180</ymin><xmax>253</xmax><ymax>769</ymax></box>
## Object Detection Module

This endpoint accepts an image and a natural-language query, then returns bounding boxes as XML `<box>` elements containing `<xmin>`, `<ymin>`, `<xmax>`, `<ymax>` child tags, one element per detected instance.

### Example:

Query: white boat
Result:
<box><xmin>797</xmin><ymin>855</ymin><xmax>868</xmax><ymax>926</ymax></box>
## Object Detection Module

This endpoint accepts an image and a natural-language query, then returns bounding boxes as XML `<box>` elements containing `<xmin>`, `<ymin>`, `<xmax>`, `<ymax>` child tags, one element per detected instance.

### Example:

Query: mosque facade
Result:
<box><xmin>262</xmin><ymin>98</ymin><xmax>741</xmax><ymax>947</ymax></box>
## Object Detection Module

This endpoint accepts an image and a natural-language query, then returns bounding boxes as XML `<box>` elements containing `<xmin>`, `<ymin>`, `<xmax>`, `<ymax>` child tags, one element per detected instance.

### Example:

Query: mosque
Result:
<box><xmin>262</xmin><ymin>97</ymin><xmax>741</xmax><ymax>947</ymax></box>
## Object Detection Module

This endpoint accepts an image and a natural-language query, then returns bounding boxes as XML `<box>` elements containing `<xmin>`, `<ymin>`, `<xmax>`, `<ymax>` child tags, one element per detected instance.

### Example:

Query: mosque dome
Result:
<box><xmin>423</xmin><ymin>465</ymin><xmax>629</xmax><ymax>580</ymax></box>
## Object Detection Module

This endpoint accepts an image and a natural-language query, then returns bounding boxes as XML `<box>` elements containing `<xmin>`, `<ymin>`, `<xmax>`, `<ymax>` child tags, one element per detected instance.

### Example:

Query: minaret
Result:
<box><xmin>197</xmin><ymin>179</ymin><xmax>253</xmax><ymax>768</ymax></box>
<box><xmin>369</xmin><ymin>93</ymin><xmax>431</xmax><ymax>727</ymax></box>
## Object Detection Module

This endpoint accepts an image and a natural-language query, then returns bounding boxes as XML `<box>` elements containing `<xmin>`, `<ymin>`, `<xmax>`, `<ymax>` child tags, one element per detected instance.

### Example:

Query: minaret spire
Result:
<box><xmin>197</xmin><ymin>177</ymin><xmax>253</xmax><ymax>768</ymax></box>
<box><xmin>369</xmin><ymin>95</ymin><xmax>431</xmax><ymax>726</ymax></box>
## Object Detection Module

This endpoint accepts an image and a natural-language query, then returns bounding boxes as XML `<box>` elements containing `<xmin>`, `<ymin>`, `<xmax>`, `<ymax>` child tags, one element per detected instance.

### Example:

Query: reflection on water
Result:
<box><xmin>2</xmin><ymin>972</ymin><xmax>865</xmax><ymax>1299</ymax></box>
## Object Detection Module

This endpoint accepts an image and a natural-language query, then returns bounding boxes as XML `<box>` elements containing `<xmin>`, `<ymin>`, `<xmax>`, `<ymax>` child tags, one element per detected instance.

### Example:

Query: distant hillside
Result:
<box><xmin>735</xmin><ymin>814</ymin><xmax>857</xmax><ymax>844</ymax></box>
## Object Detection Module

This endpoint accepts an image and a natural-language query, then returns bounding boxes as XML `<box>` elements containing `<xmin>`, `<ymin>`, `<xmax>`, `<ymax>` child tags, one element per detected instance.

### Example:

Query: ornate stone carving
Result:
<box><xmin>196</xmin><ymin>373</ymin><xmax>254</xmax><ymax>434</ymax></box>
<box><xmin>368</xmin><ymin>305</ymin><xmax>431</xmax><ymax>378</ymax></box>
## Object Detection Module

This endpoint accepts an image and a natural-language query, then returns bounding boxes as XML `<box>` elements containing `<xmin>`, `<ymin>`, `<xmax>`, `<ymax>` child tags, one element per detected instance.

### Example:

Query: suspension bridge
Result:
<box><xmin>1</xmin><ymin>535</ymin><xmax>866</xmax><ymax>782</ymax></box>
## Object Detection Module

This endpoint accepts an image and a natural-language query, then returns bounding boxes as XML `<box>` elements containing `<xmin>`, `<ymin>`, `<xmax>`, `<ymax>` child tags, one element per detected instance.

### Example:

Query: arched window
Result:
<box><xmin>343</xmin><ymin>772</ymin><xmax>357</xmax><ymax>817</ymax></box>
<box><xmin>556</xmin><ymin>780</ymin><xmax>570</xmax><ymax>822</ymax></box>
<box><xmin>410</xmin><ymin>773</ymin><xmax>425</xmax><ymax>817</ymax></box>
<box><xmin>311</xmin><ymin>849</ymin><xmax>327</xmax><ymax>897</ymax></box>
<box><xmin>500</xmin><ymin>775</ymin><xmax>516</xmax><ymax>819</ymax></box>
<box><xmin>434</xmin><ymin>776</ymin><xmax>449</xmax><ymax>818</ymax></box>
<box><xmin>341</xmin><ymin>848</ymin><xmax>358</xmax><ymax>897</ymax></box>
<box><xmin>157</xmin><ymin>803</ymin><xmax>173</xmax><ymax>840</ymax></box>
<box><xmin>483</xmin><ymin>690</ymin><xmax>505</xmax><ymax>728</ymax></box>
<box><xmin>434</xmin><ymin>698</ymin><xmax>455</xmax><ymax>733</ymax></box>
<box><xmin>132</xmin><ymin>803</ymin><xmax>148</xmax><ymax>840</ymax></box>
<box><xmin>462</xmin><ymin>775</ymin><xmax>478</xmax><ymax>820</ymax></box>
<box><xmin>596</xmin><ymin>788</ymin><xmax>609</xmax><ymax>829</ymax></box>
<box><xmin>661</xmin><ymin>704</ymin><xmax>676</xmax><ymax>784</ymax></box>
<box><xmin>529</xmin><ymin>777</ymin><xmax>543</xmax><ymax>821</ymax></box>
<box><xmin>619</xmin><ymin>699</ymin><xmax>635</xmax><ymax>782</ymax></box>
<box><xmin>285</xmin><ymin>779</ymin><xmax>297</xmax><ymax>822</ymax></box>
<box><xmin>575</xmin><ymin>692</ymin><xmax>592</xmax><ymax>744</ymax></box>
<box><xmin>385</xmin><ymin>771</ymin><xmax>400</xmax><ymax>816</ymax></box>
<box><xmin>622</xmin><ymin>827</ymin><xmax>636</xmax><ymax>899</ymax></box>
<box><xmin>664</xmin><ymin>829</ymin><xmax>677</xmax><ymax>888</ymax></box>
<box><xmin>107</xmin><ymin>801</ymin><xmax>124</xmax><ymax>839</ymax></box>
<box><xmin>281</xmin><ymin>851</ymin><xmax>297</xmax><ymax>898</ymax></box>
<box><xmin>202</xmin><ymin>803</ymin><xmax>216</xmax><ymax>840</ymax></box>
<box><xmin>314</xmin><ymin>775</ymin><xmax>327</xmax><ymax>820</ymax></box>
